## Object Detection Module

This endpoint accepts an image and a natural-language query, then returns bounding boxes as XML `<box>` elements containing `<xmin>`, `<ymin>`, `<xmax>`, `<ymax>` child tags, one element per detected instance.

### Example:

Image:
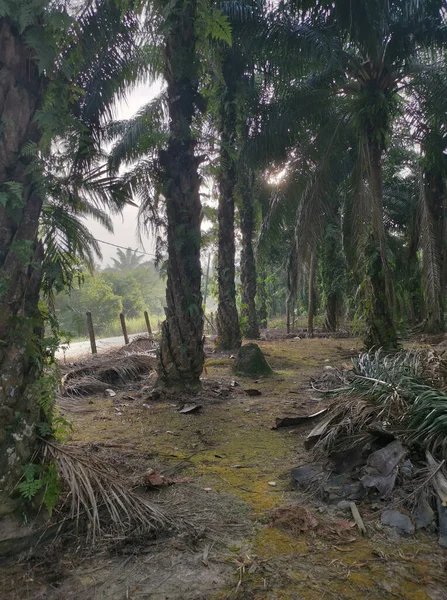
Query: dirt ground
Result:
<box><xmin>1</xmin><ymin>336</ymin><xmax>447</xmax><ymax>599</ymax></box>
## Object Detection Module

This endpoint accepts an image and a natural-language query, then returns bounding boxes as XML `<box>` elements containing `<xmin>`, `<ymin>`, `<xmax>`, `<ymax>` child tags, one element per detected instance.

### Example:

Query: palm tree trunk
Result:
<box><xmin>157</xmin><ymin>0</ymin><xmax>204</xmax><ymax>388</ymax></box>
<box><xmin>421</xmin><ymin>168</ymin><xmax>445</xmax><ymax>333</ymax></box>
<box><xmin>307</xmin><ymin>251</ymin><xmax>316</xmax><ymax>338</ymax></box>
<box><xmin>0</xmin><ymin>19</ymin><xmax>46</xmax><ymax>514</ymax></box>
<box><xmin>406</xmin><ymin>212</ymin><xmax>423</xmax><ymax>326</ymax></box>
<box><xmin>286</xmin><ymin>294</ymin><xmax>291</xmax><ymax>334</ymax></box>
<box><xmin>324</xmin><ymin>293</ymin><xmax>337</xmax><ymax>332</ymax></box>
<box><xmin>364</xmin><ymin>141</ymin><xmax>398</xmax><ymax>350</ymax></box>
<box><xmin>257</xmin><ymin>269</ymin><xmax>268</xmax><ymax>328</ymax></box>
<box><xmin>322</xmin><ymin>205</ymin><xmax>344</xmax><ymax>332</ymax></box>
<box><xmin>216</xmin><ymin>57</ymin><xmax>241</xmax><ymax>351</ymax></box>
<box><xmin>239</xmin><ymin>171</ymin><xmax>260</xmax><ymax>340</ymax></box>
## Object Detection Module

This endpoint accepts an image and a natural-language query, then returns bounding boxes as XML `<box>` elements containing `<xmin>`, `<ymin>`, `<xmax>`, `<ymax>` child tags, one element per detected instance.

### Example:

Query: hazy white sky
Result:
<box><xmin>87</xmin><ymin>80</ymin><xmax>163</xmax><ymax>268</ymax></box>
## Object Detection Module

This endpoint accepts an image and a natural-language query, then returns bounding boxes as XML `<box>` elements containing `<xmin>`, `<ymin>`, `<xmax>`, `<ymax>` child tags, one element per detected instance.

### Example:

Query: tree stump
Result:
<box><xmin>233</xmin><ymin>343</ymin><xmax>273</xmax><ymax>377</ymax></box>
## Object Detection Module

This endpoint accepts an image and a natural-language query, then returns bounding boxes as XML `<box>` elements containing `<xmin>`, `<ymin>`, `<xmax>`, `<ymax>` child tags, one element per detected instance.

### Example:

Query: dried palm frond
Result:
<box><xmin>62</xmin><ymin>375</ymin><xmax>111</xmax><ymax>396</ymax></box>
<box><xmin>63</xmin><ymin>354</ymin><xmax>156</xmax><ymax>396</ymax></box>
<box><xmin>422</xmin><ymin>349</ymin><xmax>447</xmax><ymax>391</ymax></box>
<box><xmin>312</xmin><ymin>396</ymin><xmax>381</xmax><ymax>456</ymax></box>
<box><xmin>314</xmin><ymin>350</ymin><xmax>447</xmax><ymax>461</ymax></box>
<box><xmin>310</xmin><ymin>366</ymin><xmax>348</xmax><ymax>393</ymax></box>
<box><xmin>43</xmin><ymin>440</ymin><xmax>171</xmax><ymax>542</ymax></box>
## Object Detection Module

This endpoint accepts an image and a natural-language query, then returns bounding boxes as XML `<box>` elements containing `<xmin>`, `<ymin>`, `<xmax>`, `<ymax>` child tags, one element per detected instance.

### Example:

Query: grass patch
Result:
<box><xmin>204</xmin><ymin>358</ymin><xmax>233</xmax><ymax>368</ymax></box>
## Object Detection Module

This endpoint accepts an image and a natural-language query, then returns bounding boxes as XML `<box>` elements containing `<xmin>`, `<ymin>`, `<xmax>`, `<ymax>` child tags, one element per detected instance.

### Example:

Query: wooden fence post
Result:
<box><xmin>144</xmin><ymin>310</ymin><xmax>153</xmax><ymax>338</ymax></box>
<box><xmin>86</xmin><ymin>311</ymin><xmax>97</xmax><ymax>355</ymax></box>
<box><xmin>120</xmin><ymin>312</ymin><xmax>129</xmax><ymax>345</ymax></box>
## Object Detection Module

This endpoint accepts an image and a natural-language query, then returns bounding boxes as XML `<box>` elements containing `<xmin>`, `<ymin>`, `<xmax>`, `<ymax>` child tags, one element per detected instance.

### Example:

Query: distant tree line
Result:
<box><xmin>55</xmin><ymin>250</ymin><xmax>165</xmax><ymax>338</ymax></box>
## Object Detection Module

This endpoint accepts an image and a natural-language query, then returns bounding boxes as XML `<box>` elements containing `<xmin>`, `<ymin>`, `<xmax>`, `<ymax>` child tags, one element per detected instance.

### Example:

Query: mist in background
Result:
<box><xmin>87</xmin><ymin>80</ymin><xmax>163</xmax><ymax>268</ymax></box>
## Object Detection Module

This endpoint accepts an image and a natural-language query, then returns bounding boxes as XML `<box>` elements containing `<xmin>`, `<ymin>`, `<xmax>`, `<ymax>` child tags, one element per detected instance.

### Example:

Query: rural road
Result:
<box><xmin>56</xmin><ymin>332</ymin><xmax>150</xmax><ymax>362</ymax></box>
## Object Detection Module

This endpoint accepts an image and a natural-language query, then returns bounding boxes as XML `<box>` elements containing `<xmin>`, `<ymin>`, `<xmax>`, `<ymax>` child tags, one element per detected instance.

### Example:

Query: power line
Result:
<box><xmin>95</xmin><ymin>237</ymin><xmax>213</xmax><ymax>262</ymax></box>
<box><xmin>94</xmin><ymin>238</ymin><xmax>156</xmax><ymax>258</ymax></box>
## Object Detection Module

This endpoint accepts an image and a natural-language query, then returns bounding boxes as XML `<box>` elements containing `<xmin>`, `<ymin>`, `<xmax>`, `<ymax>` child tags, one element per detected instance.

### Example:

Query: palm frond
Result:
<box><xmin>40</xmin><ymin>203</ymin><xmax>101</xmax><ymax>276</ymax></box>
<box><xmin>43</xmin><ymin>441</ymin><xmax>170</xmax><ymax>542</ymax></box>
<box><xmin>71</xmin><ymin>0</ymin><xmax>142</xmax><ymax>130</ymax></box>
<box><xmin>314</xmin><ymin>349</ymin><xmax>447</xmax><ymax>461</ymax></box>
<box><xmin>107</xmin><ymin>93</ymin><xmax>169</xmax><ymax>173</ymax></box>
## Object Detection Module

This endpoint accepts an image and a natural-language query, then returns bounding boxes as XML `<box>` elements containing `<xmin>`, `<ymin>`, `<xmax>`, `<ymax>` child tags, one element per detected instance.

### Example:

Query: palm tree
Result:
<box><xmin>104</xmin><ymin>2</ymin><xmax>211</xmax><ymax>385</ymax></box>
<box><xmin>144</xmin><ymin>0</ymin><xmax>207</xmax><ymax>388</ymax></box>
<box><xmin>212</xmin><ymin>3</ymin><xmax>267</xmax><ymax>347</ymax></box>
<box><xmin>0</xmin><ymin>0</ymin><xmax>140</xmax><ymax>513</ymax></box>
<box><xmin>107</xmin><ymin>2</ymin><xmax>249</xmax><ymax>381</ymax></box>
<box><xmin>238</xmin><ymin>167</ymin><xmax>260</xmax><ymax>339</ymax></box>
<box><xmin>255</xmin><ymin>87</ymin><xmax>352</xmax><ymax>330</ymax></box>
<box><xmin>0</xmin><ymin>4</ymin><xmax>45</xmax><ymax>512</ymax></box>
<box><xmin>110</xmin><ymin>247</ymin><xmax>146</xmax><ymax>271</ymax></box>
<box><xmin>380</xmin><ymin>142</ymin><xmax>424</xmax><ymax>328</ymax></box>
<box><xmin>257</xmin><ymin>268</ymin><xmax>269</xmax><ymax>328</ymax></box>
<box><xmin>407</xmin><ymin>64</ymin><xmax>447</xmax><ymax>332</ymax></box>
<box><xmin>321</xmin><ymin>203</ymin><xmax>346</xmax><ymax>332</ymax></box>
<box><xmin>215</xmin><ymin>49</ymin><xmax>243</xmax><ymax>350</ymax></box>
<box><xmin>260</xmin><ymin>0</ymin><xmax>447</xmax><ymax>349</ymax></box>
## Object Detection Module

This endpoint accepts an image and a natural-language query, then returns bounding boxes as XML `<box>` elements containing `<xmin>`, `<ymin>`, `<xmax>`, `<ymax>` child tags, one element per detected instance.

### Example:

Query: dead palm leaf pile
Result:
<box><xmin>62</xmin><ymin>353</ymin><xmax>156</xmax><ymax>396</ymax></box>
<box><xmin>294</xmin><ymin>350</ymin><xmax>447</xmax><ymax>547</ymax></box>
<box><xmin>311</xmin><ymin>349</ymin><xmax>447</xmax><ymax>461</ymax></box>
<box><xmin>43</xmin><ymin>440</ymin><xmax>172</xmax><ymax>542</ymax></box>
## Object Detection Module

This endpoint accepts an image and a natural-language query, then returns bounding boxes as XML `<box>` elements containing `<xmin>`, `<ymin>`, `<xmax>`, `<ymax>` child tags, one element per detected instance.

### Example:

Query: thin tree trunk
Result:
<box><xmin>216</xmin><ymin>56</ymin><xmax>241</xmax><ymax>351</ymax></box>
<box><xmin>322</xmin><ymin>204</ymin><xmax>344</xmax><ymax>332</ymax></box>
<box><xmin>364</xmin><ymin>141</ymin><xmax>398</xmax><ymax>350</ymax></box>
<box><xmin>286</xmin><ymin>295</ymin><xmax>291</xmax><ymax>334</ymax></box>
<box><xmin>0</xmin><ymin>19</ymin><xmax>46</xmax><ymax>514</ymax></box>
<box><xmin>406</xmin><ymin>206</ymin><xmax>423</xmax><ymax>326</ymax></box>
<box><xmin>421</xmin><ymin>168</ymin><xmax>445</xmax><ymax>333</ymax></box>
<box><xmin>203</xmin><ymin>253</ymin><xmax>211</xmax><ymax>311</ymax></box>
<box><xmin>307</xmin><ymin>251</ymin><xmax>316</xmax><ymax>338</ymax></box>
<box><xmin>239</xmin><ymin>170</ymin><xmax>259</xmax><ymax>340</ymax></box>
<box><xmin>157</xmin><ymin>0</ymin><xmax>204</xmax><ymax>388</ymax></box>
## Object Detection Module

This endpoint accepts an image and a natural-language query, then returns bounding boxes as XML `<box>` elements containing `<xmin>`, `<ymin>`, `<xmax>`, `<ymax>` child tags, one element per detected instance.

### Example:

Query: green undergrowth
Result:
<box><xmin>204</xmin><ymin>357</ymin><xmax>233</xmax><ymax>368</ymax></box>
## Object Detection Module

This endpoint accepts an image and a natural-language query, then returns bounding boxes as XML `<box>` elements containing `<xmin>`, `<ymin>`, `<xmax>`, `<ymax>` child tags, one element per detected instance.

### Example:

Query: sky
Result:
<box><xmin>87</xmin><ymin>80</ymin><xmax>163</xmax><ymax>268</ymax></box>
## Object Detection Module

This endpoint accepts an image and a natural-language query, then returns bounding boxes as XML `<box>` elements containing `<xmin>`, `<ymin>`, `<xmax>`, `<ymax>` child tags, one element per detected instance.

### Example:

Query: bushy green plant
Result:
<box><xmin>317</xmin><ymin>349</ymin><xmax>447</xmax><ymax>461</ymax></box>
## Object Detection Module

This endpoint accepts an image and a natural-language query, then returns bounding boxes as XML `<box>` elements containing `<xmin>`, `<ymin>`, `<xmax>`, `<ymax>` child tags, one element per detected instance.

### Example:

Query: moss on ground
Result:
<box><xmin>65</xmin><ymin>336</ymin><xmax>445</xmax><ymax>600</ymax></box>
<box><xmin>233</xmin><ymin>343</ymin><xmax>274</xmax><ymax>377</ymax></box>
<box><xmin>204</xmin><ymin>358</ymin><xmax>233</xmax><ymax>368</ymax></box>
